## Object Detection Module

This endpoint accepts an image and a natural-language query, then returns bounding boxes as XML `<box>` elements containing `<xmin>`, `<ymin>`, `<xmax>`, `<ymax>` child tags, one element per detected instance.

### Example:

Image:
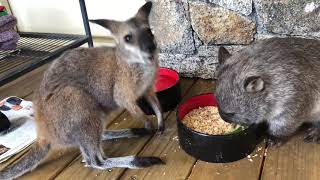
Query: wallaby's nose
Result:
<box><xmin>141</xmin><ymin>40</ymin><xmax>156</xmax><ymax>54</ymax></box>
<box><xmin>147</xmin><ymin>42</ymin><xmax>156</xmax><ymax>53</ymax></box>
<box><xmin>139</xmin><ymin>31</ymin><xmax>156</xmax><ymax>54</ymax></box>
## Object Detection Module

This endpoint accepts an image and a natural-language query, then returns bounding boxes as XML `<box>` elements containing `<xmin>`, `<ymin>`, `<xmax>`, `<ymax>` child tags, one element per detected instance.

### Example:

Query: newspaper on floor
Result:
<box><xmin>0</xmin><ymin>96</ymin><xmax>36</xmax><ymax>163</ymax></box>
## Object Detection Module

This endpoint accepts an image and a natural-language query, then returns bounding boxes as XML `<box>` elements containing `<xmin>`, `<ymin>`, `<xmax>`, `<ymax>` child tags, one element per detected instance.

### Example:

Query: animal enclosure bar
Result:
<box><xmin>0</xmin><ymin>0</ymin><xmax>93</xmax><ymax>86</ymax></box>
<box><xmin>0</xmin><ymin>32</ymin><xmax>89</xmax><ymax>86</ymax></box>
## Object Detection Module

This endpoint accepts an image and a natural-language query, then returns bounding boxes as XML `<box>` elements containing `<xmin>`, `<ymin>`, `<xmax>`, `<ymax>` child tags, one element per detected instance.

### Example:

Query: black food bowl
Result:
<box><xmin>176</xmin><ymin>93</ymin><xmax>261</xmax><ymax>163</ymax></box>
<box><xmin>138</xmin><ymin>67</ymin><xmax>181</xmax><ymax>115</ymax></box>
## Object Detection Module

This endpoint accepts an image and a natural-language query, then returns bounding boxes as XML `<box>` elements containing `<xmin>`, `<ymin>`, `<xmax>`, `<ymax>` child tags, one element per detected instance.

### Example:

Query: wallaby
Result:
<box><xmin>0</xmin><ymin>2</ymin><xmax>165</xmax><ymax>179</ymax></box>
<box><xmin>215</xmin><ymin>37</ymin><xmax>320</xmax><ymax>146</ymax></box>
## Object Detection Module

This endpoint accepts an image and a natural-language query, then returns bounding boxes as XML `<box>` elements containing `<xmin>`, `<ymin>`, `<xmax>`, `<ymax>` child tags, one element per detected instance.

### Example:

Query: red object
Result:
<box><xmin>0</xmin><ymin>6</ymin><xmax>5</xmax><ymax>11</ymax></box>
<box><xmin>154</xmin><ymin>67</ymin><xmax>179</xmax><ymax>92</ymax></box>
<box><xmin>11</xmin><ymin>105</ymin><xmax>22</xmax><ymax>111</ymax></box>
<box><xmin>178</xmin><ymin>93</ymin><xmax>218</xmax><ymax>121</ymax></box>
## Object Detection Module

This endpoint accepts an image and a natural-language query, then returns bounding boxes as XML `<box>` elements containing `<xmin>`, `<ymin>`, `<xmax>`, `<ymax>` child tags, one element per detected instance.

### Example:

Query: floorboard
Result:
<box><xmin>188</xmin><ymin>143</ymin><xmax>266</xmax><ymax>180</ymax></box>
<box><xmin>3</xmin><ymin>65</ymin><xmax>317</xmax><ymax>180</ymax></box>
<box><xmin>261</xmin><ymin>135</ymin><xmax>320</xmax><ymax>180</ymax></box>
<box><xmin>0</xmin><ymin>63</ymin><xmax>50</xmax><ymax>100</ymax></box>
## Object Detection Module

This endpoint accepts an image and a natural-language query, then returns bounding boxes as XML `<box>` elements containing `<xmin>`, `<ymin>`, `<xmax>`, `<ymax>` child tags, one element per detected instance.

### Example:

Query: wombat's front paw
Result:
<box><xmin>81</xmin><ymin>159</ymin><xmax>91</xmax><ymax>167</ymax></box>
<box><xmin>304</xmin><ymin>127</ymin><xmax>320</xmax><ymax>143</ymax></box>
<box><xmin>267</xmin><ymin>136</ymin><xmax>286</xmax><ymax>147</ymax></box>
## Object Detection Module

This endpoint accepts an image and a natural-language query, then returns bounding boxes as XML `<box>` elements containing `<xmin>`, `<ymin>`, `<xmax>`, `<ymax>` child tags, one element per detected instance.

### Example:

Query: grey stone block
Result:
<box><xmin>190</xmin><ymin>0</ymin><xmax>253</xmax><ymax>15</ymax></box>
<box><xmin>150</xmin><ymin>0</ymin><xmax>195</xmax><ymax>54</ymax></box>
<box><xmin>255</xmin><ymin>0</ymin><xmax>320</xmax><ymax>37</ymax></box>
<box><xmin>189</xmin><ymin>1</ymin><xmax>256</xmax><ymax>45</ymax></box>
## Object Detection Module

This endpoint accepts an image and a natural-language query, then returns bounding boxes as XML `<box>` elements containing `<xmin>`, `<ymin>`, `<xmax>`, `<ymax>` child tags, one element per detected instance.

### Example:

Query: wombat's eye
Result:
<box><xmin>124</xmin><ymin>34</ymin><xmax>132</xmax><ymax>43</ymax></box>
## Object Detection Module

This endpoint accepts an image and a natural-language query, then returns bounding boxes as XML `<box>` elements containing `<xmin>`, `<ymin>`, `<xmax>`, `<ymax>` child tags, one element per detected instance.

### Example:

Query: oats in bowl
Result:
<box><xmin>182</xmin><ymin>106</ymin><xmax>243</xmax><ymax>135</ymax></box>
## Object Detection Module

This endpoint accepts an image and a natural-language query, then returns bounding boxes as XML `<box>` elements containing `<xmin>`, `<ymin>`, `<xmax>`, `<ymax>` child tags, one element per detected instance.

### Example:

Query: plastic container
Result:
<box><xmin>176</xmin><ymin>93</ymin><xmax>262</xmax><ymax>163</ymax></box>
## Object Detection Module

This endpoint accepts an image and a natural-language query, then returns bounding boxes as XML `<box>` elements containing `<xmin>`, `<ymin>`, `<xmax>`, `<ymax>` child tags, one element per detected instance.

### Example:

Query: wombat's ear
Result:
<box><xmin>135</xmin><ymin>1</ymin><xmax>152</xmax><ymax>22</ymax></box>
<box><xmin>244</xmin><ymin>76</ymin><xmax>264</xmax><ymax>93</ymax></box>
<box><xmin>218</xmin><ymin>46</ymin><xmax>231</xmax><ymax>64</ymax></box>
<box><xmin>89</xmin><ymin>19</ymin><xmax>120</xmax><ymax>33</ymax></box>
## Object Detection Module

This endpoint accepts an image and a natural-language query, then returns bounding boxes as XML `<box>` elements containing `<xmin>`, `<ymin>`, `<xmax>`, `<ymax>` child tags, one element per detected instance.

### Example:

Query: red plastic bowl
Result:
<box><xmin>178</xmin><ymin>93</ymin><xmax>217</xmax><ymax>121</ymax></box>
<box><xmin>154</xmin><ymin>67</ymin><xmax>179</xmax><ymax>92</ymax></box>
<box><xmin>138</xmin><ymin>67</ymin><xmax>181</xmax><ymax>115</ymax></box>
<box><xmin>177</xmin><ymin>93</ymin><xmax>261</xmax><ymax>163</ymax></box>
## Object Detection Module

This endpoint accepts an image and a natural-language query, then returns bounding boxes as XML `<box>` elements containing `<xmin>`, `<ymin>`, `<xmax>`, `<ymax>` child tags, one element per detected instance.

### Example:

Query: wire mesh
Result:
<box><xmin>0</xmin><ymin>32</ymin><xmax>89</xmax><ymax>86</ymax></box>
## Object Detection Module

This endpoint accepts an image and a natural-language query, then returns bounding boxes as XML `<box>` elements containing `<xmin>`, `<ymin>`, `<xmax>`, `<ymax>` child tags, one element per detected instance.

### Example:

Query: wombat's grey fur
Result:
<box><xmin>215</xmin><ymin>37</ymin><xmax>320</xmax><ymax>146</ymax></box>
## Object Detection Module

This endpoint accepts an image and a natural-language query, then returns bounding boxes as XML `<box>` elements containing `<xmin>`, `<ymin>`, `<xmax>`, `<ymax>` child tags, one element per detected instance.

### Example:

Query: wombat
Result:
<box><xmin>215</xmin><ymin>37</ymin><xmax>320</xmax><ymax>146</ymax></box>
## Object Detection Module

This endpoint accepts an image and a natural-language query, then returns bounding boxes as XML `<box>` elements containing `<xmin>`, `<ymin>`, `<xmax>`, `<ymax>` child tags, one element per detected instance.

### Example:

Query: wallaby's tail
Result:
<box><xmin>0</xmin><ymin>141</ymin><xmax>51</xmax><ymax>180</ymax></box>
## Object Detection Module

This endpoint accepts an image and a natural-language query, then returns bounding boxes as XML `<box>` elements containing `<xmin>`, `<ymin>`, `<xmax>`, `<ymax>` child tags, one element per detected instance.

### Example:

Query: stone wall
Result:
<box><xmin>149</xmin><ymin>0</ymin><xmax>320</xmax><ymax>79</ymax></box>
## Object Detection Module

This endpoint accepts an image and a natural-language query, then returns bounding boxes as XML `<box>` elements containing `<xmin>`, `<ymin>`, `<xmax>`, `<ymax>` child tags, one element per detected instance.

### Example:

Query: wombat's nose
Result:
<box><xmin>218</xmin><ymin>110</ymin><xmax>235</xmax><ymax>123</ymax></box>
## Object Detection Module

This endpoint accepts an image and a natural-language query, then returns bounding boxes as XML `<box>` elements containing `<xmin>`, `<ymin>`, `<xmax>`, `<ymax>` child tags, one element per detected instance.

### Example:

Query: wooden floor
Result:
<box><xmin>1</xmin><ymin>64</ymin><xmax>320</xmax><ymax>180</ymax></box>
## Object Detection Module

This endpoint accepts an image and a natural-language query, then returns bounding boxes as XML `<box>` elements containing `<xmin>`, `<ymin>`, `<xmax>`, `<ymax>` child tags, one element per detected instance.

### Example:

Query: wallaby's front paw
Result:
<box><xmin>157</xmin><ymin>124</ymin><xmax>165</xmax><ymax>134</ymax></box>
<box><xmin>144</xmin><ymin>120</ymin><xmax>154</xmax><ymax>131</ymax></box>
<box><xmin>304</xmin><ymin>127</ymin><xmax>320</xmax><ymax>143</ymax></box>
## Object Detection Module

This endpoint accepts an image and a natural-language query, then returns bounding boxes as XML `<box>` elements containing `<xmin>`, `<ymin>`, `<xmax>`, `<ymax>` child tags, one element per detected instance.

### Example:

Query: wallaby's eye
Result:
<box><xmin>124</xmin><ymin>34</ymin><xmax>132</xmax><ymax>43</ymax></box>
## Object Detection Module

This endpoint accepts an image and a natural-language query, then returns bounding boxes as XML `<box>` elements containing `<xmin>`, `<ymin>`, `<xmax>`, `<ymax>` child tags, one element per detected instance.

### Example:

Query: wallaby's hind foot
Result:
<box><xmin>102</xmin><ymin>128</ymin><xmax>154</xmax><ymax>140</ymax></box>
<box><xmin>89</xmin><ymin>156</ymin><xmax>164</xmax><ymax>169</ymax></box>
<box><xmin>79</xmin><ymin>135</ymin><xmax>164</xmax><ymax>169</ymax></box>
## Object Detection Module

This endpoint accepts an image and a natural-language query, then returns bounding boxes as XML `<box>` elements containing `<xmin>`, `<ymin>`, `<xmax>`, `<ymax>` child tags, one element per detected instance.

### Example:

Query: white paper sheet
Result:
<box><xmin>0</xmin><ymin>97</ymin><xmax>36</xmax><ymax>163</ymax></box>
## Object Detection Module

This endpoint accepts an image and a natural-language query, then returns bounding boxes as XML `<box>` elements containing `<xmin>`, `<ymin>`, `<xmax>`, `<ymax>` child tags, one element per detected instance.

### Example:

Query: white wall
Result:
<box><xmin>9</xmin><ymin>0</ymin><xmax>145</xmax><ymax>36</ymax></box>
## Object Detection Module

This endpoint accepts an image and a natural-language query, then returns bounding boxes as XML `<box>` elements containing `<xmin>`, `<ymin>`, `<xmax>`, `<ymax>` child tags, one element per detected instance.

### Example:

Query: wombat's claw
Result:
<box><xmin>304</xmin><ymin>128</ymin><xmax>320</xmax><ymax>143</ymax></box>
<box><xmin>81</xmin><ymin>159</ymin><xmax>92</xmax><ymax>167</ymax></box>
<box><xmin>267</xmin><ymin>137</ymin><xmax>285</xmax><ymax>147</ymax></box>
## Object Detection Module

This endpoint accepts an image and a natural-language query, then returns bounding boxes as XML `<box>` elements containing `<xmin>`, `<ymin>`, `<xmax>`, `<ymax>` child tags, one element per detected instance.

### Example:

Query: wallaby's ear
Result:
<box><xmin>135</xmin><ymin>1</ymin><xmax>153</xmax><ymax>22</ymax></box>
<box><xmin>218</xmin><ymin>46</ymin><xmax>231</xmax><ymax>64</ymax></box>
<box><xmin>89</xmin><ymin>19</ymin><xmax>120</xmax><ymax>33</ymax></box>
<box><xmin>244</xmin><ymin>76</ymin><xmax>265</xmax><ymax>93</ymax></box>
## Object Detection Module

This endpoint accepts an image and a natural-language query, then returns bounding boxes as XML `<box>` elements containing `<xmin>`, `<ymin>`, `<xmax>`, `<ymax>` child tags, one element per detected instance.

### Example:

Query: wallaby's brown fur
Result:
<box><xmin>0</xmin><ymin>2</ymin><xmax>164</xmax><ymax>179</ymax></box>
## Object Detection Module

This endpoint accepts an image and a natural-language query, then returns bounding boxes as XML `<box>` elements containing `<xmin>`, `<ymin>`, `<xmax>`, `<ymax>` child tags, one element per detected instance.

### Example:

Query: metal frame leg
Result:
<box><xmin>79</xmin><ymin>0</ymin><xmax>94</xmax><ymax>47</ymax></box>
